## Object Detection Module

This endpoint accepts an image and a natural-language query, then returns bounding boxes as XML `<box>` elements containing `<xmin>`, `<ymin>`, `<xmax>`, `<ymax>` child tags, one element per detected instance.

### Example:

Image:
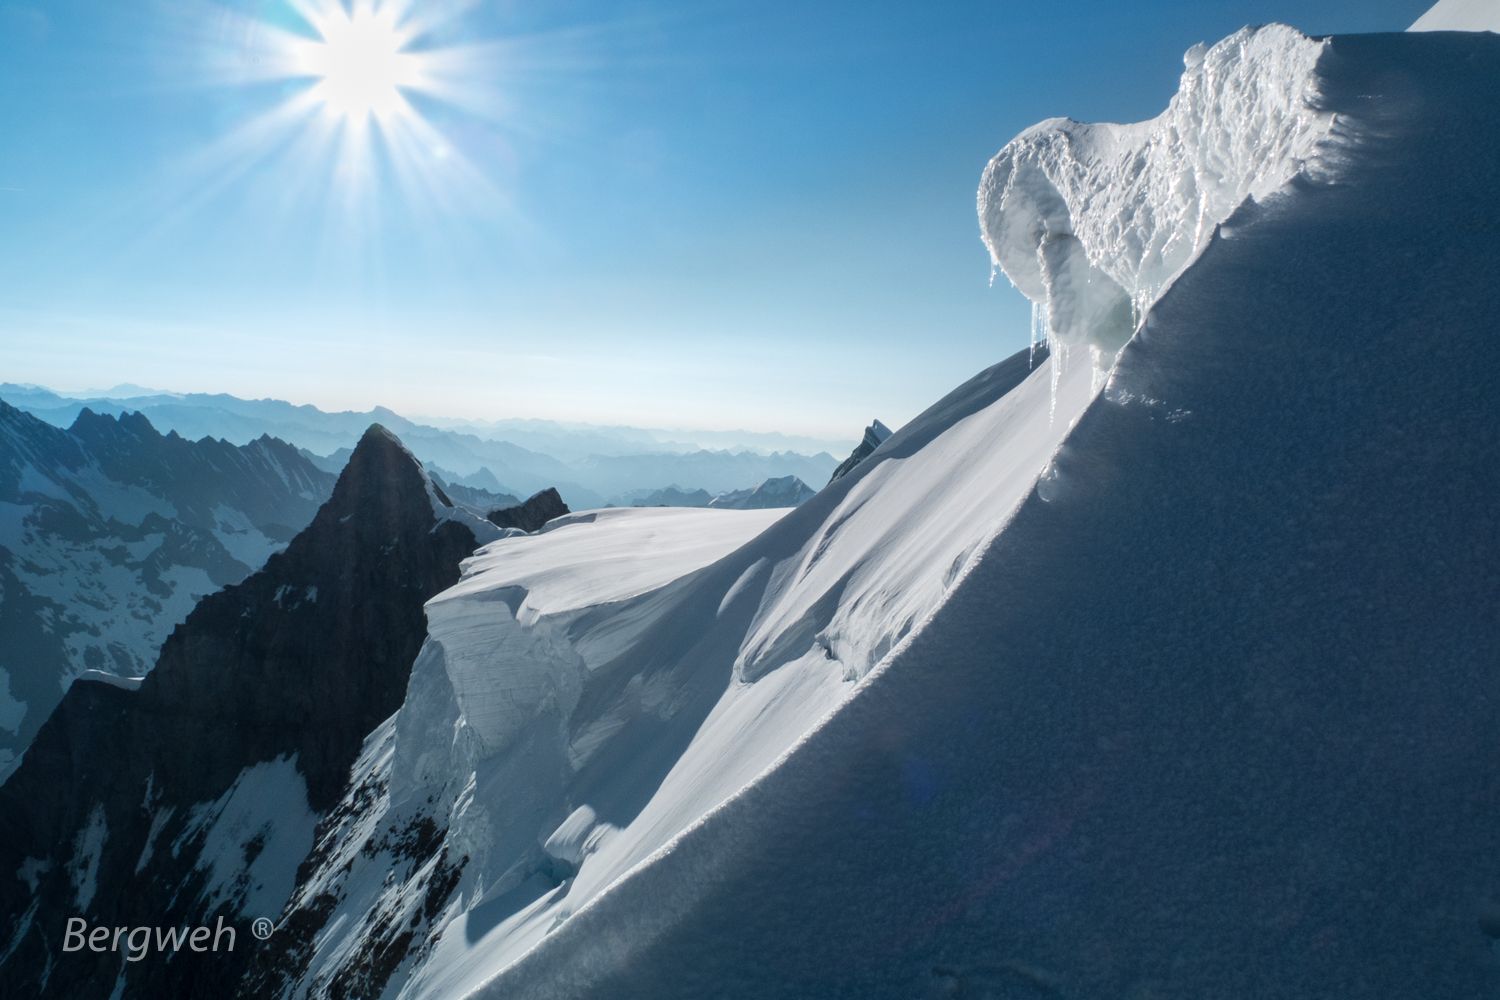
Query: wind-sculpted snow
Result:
<box><xmin>979</xmin><ymin>24</ymin><xmax>1334</xmax><ymax>357</ymax></box>
<box><xmin>433</xmin><ymin>506</ymin><xmax>790</xmax><ymax>757</ymax></box>
<box><xmin>261</xmin><ymin>340</ymin><xmax>1096</xmax><ymax>999</ymax></box>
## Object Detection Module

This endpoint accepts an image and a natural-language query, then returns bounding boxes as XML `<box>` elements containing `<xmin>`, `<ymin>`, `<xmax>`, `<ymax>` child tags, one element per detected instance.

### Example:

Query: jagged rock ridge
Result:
<box><xmin>707</xmin><ymin>474</ymin><xmax>817</xmax><ymax>509</ymax></box>
<box><xmin>0</xmin><ymin>401</ymin><xmax>337</xmax><ymax>778</ymax></box>
<box><xmin>0</xmin><ymin>424</ymin><xmax>484</xmax><ymax>1000</ymax></box>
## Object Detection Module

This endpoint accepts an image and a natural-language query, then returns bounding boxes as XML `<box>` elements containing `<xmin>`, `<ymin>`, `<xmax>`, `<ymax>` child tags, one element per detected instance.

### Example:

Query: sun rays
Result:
<box><xmin>165</xmin><ymin>0</ymin><xmax>513</xmax><ymax>237</ymax></box>
<box><xmin>295</xmin><ymin>5</ymin><xmax>421</xmax><ymax>121</ymax></box>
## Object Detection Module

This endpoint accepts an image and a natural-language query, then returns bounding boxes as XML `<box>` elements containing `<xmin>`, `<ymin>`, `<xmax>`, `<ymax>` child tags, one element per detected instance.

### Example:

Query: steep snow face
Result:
<box><xmin>471</xmin><ymin>27</ymin><xmax>1500</xmax><ymax>1000</ymax></box>
<box><xmin>265</xmin><ymin>342</ymin><xmax>1096</xmax><ymax>1000</ymax></box>
<box><xmin>431</xmin><ymin>506</ymin><xmax>790</xmax><ymax>757</ymax></box>
<box><xmin>978</xmin><ymin>24</ymin><xmax>1334</xmax><ymax>356</ymax></box>
<box><xmin>1410</xmin><ymin>0</ymin><xmax>1500</xmax><ymax>31</ymax></box>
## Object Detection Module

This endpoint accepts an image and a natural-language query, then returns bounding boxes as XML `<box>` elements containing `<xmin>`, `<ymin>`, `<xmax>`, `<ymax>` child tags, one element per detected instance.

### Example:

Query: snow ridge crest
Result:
<box><xmin>979</xmin><ymin>24</ymin><xmax>1335</xmax><ymax>357</ymax></box>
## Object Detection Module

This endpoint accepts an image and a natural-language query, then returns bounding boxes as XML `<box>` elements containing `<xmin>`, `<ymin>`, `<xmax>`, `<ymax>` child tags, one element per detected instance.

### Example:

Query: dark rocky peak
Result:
<box><xmin>140</xmin><ymin>422</ymin><xmax>472</xmax><ymax>806</ymax></box>
<box><xmin>827</xmin><ymin>418</ymin><xmax>893</xmax><ymax>485</ymax></box>
<box><xmin>486</xmin><ymin>485</ymin><xmax>571</xmax><ymax>532</ymax></box>
<box><xmin>0</xmin><ymin>423</ymin><xmax>482</xmax><ymax>999</ymax></box>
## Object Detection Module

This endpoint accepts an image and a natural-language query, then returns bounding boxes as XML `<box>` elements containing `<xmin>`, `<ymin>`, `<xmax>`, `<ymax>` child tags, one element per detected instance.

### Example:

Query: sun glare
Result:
<box><xmin>299</xmin><ymin>8</ymin><xmax>419</xmax><ymax>119</ymax></box>
<box><xmin>185</xmin><ymin>0</ymin><xmax>506</xmax><ymax>221</ymax></box>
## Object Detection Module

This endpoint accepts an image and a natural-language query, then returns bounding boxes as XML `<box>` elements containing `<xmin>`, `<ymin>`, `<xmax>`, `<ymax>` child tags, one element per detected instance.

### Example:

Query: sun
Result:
<box><xmin>298</xmin><ymin>6</ymin><xmax>419</xmax><ymax>120</ymax></box>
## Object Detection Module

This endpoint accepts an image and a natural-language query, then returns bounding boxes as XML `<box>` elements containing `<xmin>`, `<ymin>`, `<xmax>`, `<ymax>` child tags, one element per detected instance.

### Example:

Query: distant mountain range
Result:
<box><xmin>619</xmin><ymin>476</ymin><xmax>819</xmax><ymax>509</ymax></box>
<box><xmin>0</xmin><ymin>385</ymin><xmax>847</xmax><ymax>509</ymax></box>
<box><xmin>0</xmin><ymin>401</ymin><xmax>337</xmax><ymax>780</ymax></box>
<box><xmin>707</xmin><ymin>475</ymin><xmax>818</xmax><ymax>509</ymax></box>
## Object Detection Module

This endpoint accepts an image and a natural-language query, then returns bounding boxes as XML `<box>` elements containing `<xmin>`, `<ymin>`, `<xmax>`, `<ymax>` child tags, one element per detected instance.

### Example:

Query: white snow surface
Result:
<box><xmin>433</xmin><ymin>506</ymin><xmax>789</xmax><ymax>757</ymax></box>
<box><xmin>279</xmin><ymin>341</ymin><xmax>1095</xmax><ymax>1000</ymax></box>
<box><xmin>1410</xmin><ymin>0</ymin><xmax>1500</xmax><ymax>31</ymax></box>
<box><xmin>75</xmin><ymin>670</ymin><xmax>144</xmax><ymax>691</ymax></box>
<box><xmin>979</xmin><ymin>24</ymin><xmax>1334</xmax><ymax>356</ymax></box>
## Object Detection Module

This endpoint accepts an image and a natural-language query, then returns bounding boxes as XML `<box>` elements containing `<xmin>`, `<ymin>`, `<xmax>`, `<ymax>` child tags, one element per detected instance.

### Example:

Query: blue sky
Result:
<box><xmin>0</xmin><ymin>0</ymin><xmax>1432</xmax><ymax>437</ymax></box>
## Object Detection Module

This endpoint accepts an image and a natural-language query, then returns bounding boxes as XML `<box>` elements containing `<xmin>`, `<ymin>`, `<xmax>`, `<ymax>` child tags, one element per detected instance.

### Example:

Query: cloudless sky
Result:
<box><xmin>0</xmin><ymin>0</ymin><xmax>1433</xmax><ymax>437</ymax></box>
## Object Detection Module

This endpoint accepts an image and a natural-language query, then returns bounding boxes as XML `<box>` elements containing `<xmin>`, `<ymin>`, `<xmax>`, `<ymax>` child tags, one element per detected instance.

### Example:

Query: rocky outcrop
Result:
<box><xmin>0</xmin><ymin>425</ymin><xmax>481</xmax><ymax>1000</ymax></box>
<box><xmin>485</xmin><ymin>486</ymin><xmax>571</xmax><ymax>532</ymax></box>
<box><xmin>0</xmin><ymin>401</ymin><xmax>337</xmax><ymax>778</ymax></box>
<box><xmin>826</xmin><ymin>419</ymin><xmax>892</xmax><ymax>485</ymax></box>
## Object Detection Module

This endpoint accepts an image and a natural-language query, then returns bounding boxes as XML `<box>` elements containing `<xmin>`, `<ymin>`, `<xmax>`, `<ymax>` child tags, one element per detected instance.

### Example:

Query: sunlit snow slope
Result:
<box><xmin>467</xmin><ymin>26</ymin><xmax>1500</xmax><ymax>1000</ymax></box>
<box><xmin>260</xmin><ymin>346</ymin><xmax>1098</xmax><ymax>997</ymax></box>
<box><xmin>1410</xmin><ymin>0</ymin><xmax>1500</xmax><ymax>32</ymax></box>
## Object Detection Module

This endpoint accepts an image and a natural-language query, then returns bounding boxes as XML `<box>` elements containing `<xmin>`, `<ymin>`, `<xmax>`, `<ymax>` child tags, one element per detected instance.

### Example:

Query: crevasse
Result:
<box><xmin>979</xmin><ymin>24</ymin><xmax>1336</xmax><ymax>358</ymax></box>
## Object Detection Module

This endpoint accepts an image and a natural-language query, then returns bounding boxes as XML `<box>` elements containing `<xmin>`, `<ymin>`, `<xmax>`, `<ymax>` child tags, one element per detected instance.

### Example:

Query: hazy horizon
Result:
<box><xmin>0</xmin><ymin>0</ymin><xmax>1431</xmax><ymax>438</ymax></box>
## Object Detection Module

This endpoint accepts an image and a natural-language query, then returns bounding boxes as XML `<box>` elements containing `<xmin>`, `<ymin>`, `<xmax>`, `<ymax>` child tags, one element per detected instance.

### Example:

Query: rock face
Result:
<box><xmin>707</xmin><ymin>475</ymin><xmax>817</xmax><ymax>509</ymax></box>
<box><xmin>0</xmin><ymin>425</ymin><xmax>482</xmax><ymax>1000</ymax></box>
<box><xmin>485</xmin><ymin>487</ymin><xmax>571</xmax><ymax>532</ymax></box>
<box><xmin>827</xmin><ymin>419</ymin><xmax>892</xmax><ymax>485</ymax></box>
<box><xmin>0</xmin><ymin>402</ymin><xmax>337</xmax><ymax>779</ymax></box>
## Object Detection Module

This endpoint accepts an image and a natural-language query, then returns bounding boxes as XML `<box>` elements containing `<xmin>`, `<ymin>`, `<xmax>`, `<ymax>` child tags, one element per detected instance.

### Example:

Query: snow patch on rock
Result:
<box><xmin>67</xmin><ymin>804</ymin><xmax>107</xmax><ymax>912</ymax></box>
<box><xmin>173</xmin><ymin>755</ymin><xmax>317</xmax><ymax>919</ymax></box>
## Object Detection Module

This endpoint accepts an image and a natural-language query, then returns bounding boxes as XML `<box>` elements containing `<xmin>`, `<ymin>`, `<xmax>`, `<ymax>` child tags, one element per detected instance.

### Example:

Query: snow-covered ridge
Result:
<box><xmin>1410</xmin><ymin>0</ymin><xmax>1500</xmax><ymax>33</ymax></box>
<box><xmin>979</xmin><ymin>24</ymin><xmax>1335</xmax><ymax>357</ymax></box>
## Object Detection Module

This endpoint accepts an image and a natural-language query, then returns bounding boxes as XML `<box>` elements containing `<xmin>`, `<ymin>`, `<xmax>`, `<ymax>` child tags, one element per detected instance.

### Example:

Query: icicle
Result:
<box><xmin>1029</xmin><ymin>300</ymin><xmax>1045</xmax><ymax>368</ymax></box>
<box><xmin>1049</xmin><ymin>342</ymin><xmax>1065</xmax><ymax>426</ymax></box>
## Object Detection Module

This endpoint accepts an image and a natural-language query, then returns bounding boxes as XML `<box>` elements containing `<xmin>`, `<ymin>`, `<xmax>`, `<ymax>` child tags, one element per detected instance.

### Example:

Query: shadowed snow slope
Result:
<box><xmin>469</xmin><ymin>28</ymin><xmax>1500</xmax><ymax>1000</ymax></box>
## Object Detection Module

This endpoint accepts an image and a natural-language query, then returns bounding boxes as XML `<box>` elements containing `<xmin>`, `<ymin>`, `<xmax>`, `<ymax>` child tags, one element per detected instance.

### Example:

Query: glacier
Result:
<box><xmin>259</xmin><ymin>341</ymin><xmax>1097</xmax><ymax>997</ymax></box>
